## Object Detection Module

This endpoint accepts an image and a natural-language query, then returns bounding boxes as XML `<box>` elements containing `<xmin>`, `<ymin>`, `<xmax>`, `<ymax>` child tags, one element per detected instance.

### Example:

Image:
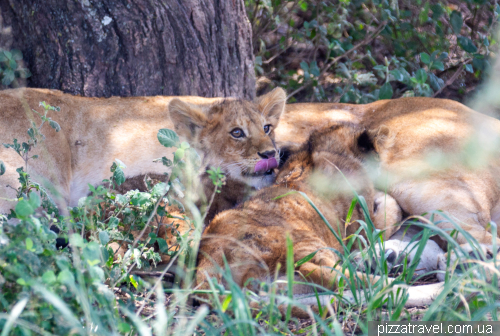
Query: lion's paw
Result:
<box><xmin>357</xmin><ymin>239</ymin><xmax>444</xmax><ymax>278</ymax></box>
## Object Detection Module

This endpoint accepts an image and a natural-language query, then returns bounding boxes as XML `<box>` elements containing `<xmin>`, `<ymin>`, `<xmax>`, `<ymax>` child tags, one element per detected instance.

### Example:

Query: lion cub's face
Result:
<box><xmin>168</xmin><ymin>88</ymin><xmax>286</xmax><ymax>189</ymax></box>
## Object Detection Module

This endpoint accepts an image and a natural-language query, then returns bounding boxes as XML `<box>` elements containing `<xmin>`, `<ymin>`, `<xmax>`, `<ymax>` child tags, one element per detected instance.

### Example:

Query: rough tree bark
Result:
<box><xmin>0</xmin><ymin>0</ymin><xmax>255</xmax><ymax>99</ymax></box>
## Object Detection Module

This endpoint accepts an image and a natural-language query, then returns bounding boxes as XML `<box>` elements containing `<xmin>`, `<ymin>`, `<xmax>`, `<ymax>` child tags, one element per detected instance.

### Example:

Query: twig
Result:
<box><xmin>250</xmin><ymin>0</ymin><xmax>261</xmax><ymax>30</ymax></box>
<box><xmin>135</xmin><ymin>246</ymin><xmax>185</xmax><ymax>316</ymax></box>
<box><xmin>131</xmin><ymin>271</ymin><xmax>175</xmax><ymax>278</ymax></box>
<box><xmin>287</xmin><ymin>21</ymin><xmax>387</xmax><ymax>100</ymax></box>
<box><xmin>111</xmin><ymin>194</ymin><xmax>168</xmax><ymax>289</ymax></box>
<box><xmin>201</xmin><ymin>181</ymin><xmax>220</xmax><ymax>224</ymax></box>
<box><xmin>432</xmin><ymin>59</ymin><xmax>471</xmax><ymax>98</ymax></box>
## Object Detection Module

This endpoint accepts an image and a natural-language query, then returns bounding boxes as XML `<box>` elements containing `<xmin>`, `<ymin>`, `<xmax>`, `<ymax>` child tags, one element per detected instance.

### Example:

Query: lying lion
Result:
<box><xmin>0</xmin><ymin>87</ymin><xmax>286</xmax><ymax>225</ymax></box>
<box><xmin>280</xmin><ymin>98</ymin><xmax>500</xmax><ymax>273</ymax></box>
<box><xmin>194</xmin><ymin>123</ymin><xmax>403</xmax><ymax>316</ymax></box>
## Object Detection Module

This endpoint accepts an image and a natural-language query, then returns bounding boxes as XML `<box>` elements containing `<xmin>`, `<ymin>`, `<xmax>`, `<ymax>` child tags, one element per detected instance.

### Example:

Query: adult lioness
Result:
<box><xmin>0</xmin><ymin>87</ymin><xmax>286</xmax><ymax>219</ymax></box>
<box><xmin>278</xmin><ymin>98</ymin><xmax>500</xmax><ymax>251</ymax></box>
<box><xmin>195</xmin><ymin>124</ymin><xmax>403</xmax><ymax>316</ymax></box>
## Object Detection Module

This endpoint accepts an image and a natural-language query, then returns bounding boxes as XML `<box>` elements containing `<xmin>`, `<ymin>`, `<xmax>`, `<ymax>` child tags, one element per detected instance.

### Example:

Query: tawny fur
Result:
<box><xmin>280</xmin><ymin>98</ymin><xmax>500</xmax><ymax>248</ymax></box>
<box><xmin>0</xmin><ymin>88</ymin><xmax>286</xmax><ymax>222</ymax></box>
<box><xmin>195</xmin><ymin>124</ymin><xmax>402</xmax><ymax>315</ymax></box>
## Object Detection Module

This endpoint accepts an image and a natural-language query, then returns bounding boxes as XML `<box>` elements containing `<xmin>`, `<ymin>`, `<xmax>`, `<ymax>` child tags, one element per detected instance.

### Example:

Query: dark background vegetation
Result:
<box><xmin>0</xmin><ymin>1</ymin><xmax>499</xmax><ymax>335</ymax></box>
<box><xmin>0</xmin><ymin>0</ymin><xmax>498</xmax><ymax>104</ymax></box>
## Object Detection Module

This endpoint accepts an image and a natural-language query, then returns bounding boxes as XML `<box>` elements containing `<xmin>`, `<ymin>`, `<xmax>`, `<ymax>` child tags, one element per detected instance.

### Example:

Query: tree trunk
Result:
<box><xmin>0</xmin><ymin>0</ymin><xmax>255</xmax><ymax>99</ymax></box>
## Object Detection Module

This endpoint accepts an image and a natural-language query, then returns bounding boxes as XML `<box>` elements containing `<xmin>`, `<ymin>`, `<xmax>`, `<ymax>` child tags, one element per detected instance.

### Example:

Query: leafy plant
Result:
<box><xmin>247</xmin><ymin>0</ymin><xmax>500</xmax><ymax>102</ymax></box>
<box><xmin>0</xmin><ymin>49</ymin><xmax>31</xmax><ymax>87</ymax></box>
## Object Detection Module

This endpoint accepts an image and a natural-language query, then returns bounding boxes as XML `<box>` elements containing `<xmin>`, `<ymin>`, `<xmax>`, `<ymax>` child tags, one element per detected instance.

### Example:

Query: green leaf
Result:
<box><xmin>115</xmin><ymin>194</ymin><xmax>128</xmax><ymax>205</ymax></box>
<box><xmin>108</xmin><ymin>216</ymin><xmax>120</xmax><ymax>229</ymax></box>
<box><xmin>113</xmin><ymin>166</ymin><xmax>125</xmax><ymax>186</ymax></box>
<box><xmin>300</xmin><ymin>61</ymin><xmax>309</xmax><ymax>72</ymax></box>
<box><xmin>379</xmin><ymin>82</ymin><xmax>393</xmax><ymax>100</ymax></box>
<box><xmin>129</xmin><ymin>274</ymin><xmax>138</xmax><ymax>289</ymax></box>
<box><xmin>114</xmin><ymin>158</ymin><xmax>127</xmax><ymax>169</ymax></box>
<box><xmin>484</xmin><ymin>36</ymin><xmax>490</xmax><ymax>47</ymax></box>
<box><xmin>430</xmin><ymin>4</ymin><xmax>443</xmax><ymax>20</ymax></box>
<box><xmin>0</xmin><ymin>160</ymin><xmax>5</xmax><ymax>176</ymax></box>
<box><xmin>174</xmin><ymin>148</ymin><xmax>185</xmax><ymax>163</ymax></box>
<box><xmin>157</xmin><ymin>238</ymin><xmax>169</xmax><ymax>253</ymax></box>
<box><xmin>15</xmin><ymin>199</ymin><xmax>35</xmax><ymax>217</ymax></box>
<box><xmin>450</xmin><ymin>11</ymin><xmax>463</xmax><ymax>35</ymax></box>
<box><xmin>99</xmin><ymin>231</ymin><xmax>109</xmax><ymax>245</ymax></box>
<box><xmin>429</xmin><ymin>73</ymin><xmax>444</xmax><ymax>91</ymax></box>
<box><xmin>420</xmin><ymin>52</ymin><xmax>431</xmax><ymax>64</ymax></box>
<box><xmin>42</xmin><ymin>270</ymin><xmax>57</xmax><ymax>284</ymax></box>
<box><xmin>221</xmin><ymin>294</ymin><xmax>232</xmax><ymax>312</ymax></box>
<box><xmin>254</xmin><ymin>56</ymin><xmax>262</xmax><ymax>66</ymax></box>
<box><xmin>295</xmin><ymin>251</ymin><xmax>318</xmax><ymax>268</ymax></box>
<box><xmin>161</xmin><ymin>156</ymin><xmax>172</xmax><ymax>167</ymax></box>
<box><xmin>2</xmin><ymin>69</ymin><xmax>15</xmax><ymax>85</ymax></box>
<box><xmin>157</xmin><ymin>128</ymin><xmax>180</xmax><ymax>148</ymax></box>
<box><xmin>16</xmin><ymin>278</ymin><xmax>27</xmax><ymax>286</ymax></box>
<box><xmin>418</xmin><ymin>7</ymin><xmax>429</xmax><ymax>25</ymax></box>
<box><xmin>49</xmin><ymin>120</ymin><xmax>61</xmax><ymax>132</ymax></box>
<box><xmin>432</xmin><ymin>61</ymin><xmax>444</xmax><ymax>71</ymax></box>
<box><xmin>152</xmin><ymin>182</ymin><xmax>169</xmax><ymax>196</ymax></box>
<box><xmin>57</xmin><ymin>269</ymin><xmax>75</xmax><ymax>286</ymax></box>
<box><xmin>25</xmin><ymin>237</ymin><xmax>34</xmax><ymax>251</ymax></box>
<box><xmin>39</xmin><ymin>101</ymin><xmax>60</xmax><ymax>111</ymax></box>
<box><xmin>465</xmin><ymin>64</ymin><xmax>474</xmax><ymax>73</ymax></box>
<box><xmin>86</xmin><ymin>259</ymin><xmax>100</xmax><ymax>267</ymax></box>
<box><xmin>8</xmin><ymin>58</ymin><xmax>17</xmax><ymax>70</ymax></box>
<box><xmin>69</xmin><ymin>234</ymin><xmax>85</xmax><ymax>248</ymax></box>
<box><xmin>346</xmin><ymin>198</ymin><xmax>358</xmax><ymax>223</ymax></box>
<box><xmin>298</xmin><ymin>0</ymin><xmax>307</xmax><ymax>11</ymax></box>
<box><xmin>415</xmin><ymin>69</ymin><xmax>428</xmax><ymax>83</ymax></box>
<box><xmin>309</xmin><ymin>61</ymin><xmax>320</xmax><ymax>77</ymax></box>
<box><xmin>29</xmin><ymin>191</ymin><xmax>41</xmax><ymax>209</ymax></box>
<box><xmin>118</xmin><ymin>323</ymin><xmax>131</xmax><ymax>333</ymax></box>
<box><xmin>131</xmin><ymin>192</ymin><xmax>151</xmax><ymax>206</ymax></box>
<box><xmin>473</xmin><ymin>56</ymin><xmax>487</xmax><ymax>71</ymax></box>
<box><xmin>389</xmin><ymin>69</ymin><xmax>403</xmax><ymax>82</ymax></box>
<box><xmin>457</xmin><ymin>36</ymin><xmax>478</xmax><ymax>53</ymax></box>
<box><xmin>180</xmin><ymin>141</ymin><xmax>190</xmax><ymax>149</ymax></box>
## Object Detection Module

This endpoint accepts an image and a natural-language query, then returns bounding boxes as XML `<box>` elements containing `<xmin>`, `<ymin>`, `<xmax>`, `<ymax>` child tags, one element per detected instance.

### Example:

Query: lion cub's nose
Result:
<box><xmin>258</xmin><ymin>150</ymin><xmax>276</xmax><ymax>159</ymax></box>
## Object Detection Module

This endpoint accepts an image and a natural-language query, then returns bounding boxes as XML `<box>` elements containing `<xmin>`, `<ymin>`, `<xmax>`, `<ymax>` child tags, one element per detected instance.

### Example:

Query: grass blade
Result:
<box><xmin>0</xmin><ymin>297</ymin><xmax>28</xmax><ymax>336</ymax></box>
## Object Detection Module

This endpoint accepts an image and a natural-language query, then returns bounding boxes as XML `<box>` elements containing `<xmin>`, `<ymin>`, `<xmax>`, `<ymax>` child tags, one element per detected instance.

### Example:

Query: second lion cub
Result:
<box><xmin>195</xmin><ymin>124</ymin><xmax>402</xmax><ymax>311</ymax></box>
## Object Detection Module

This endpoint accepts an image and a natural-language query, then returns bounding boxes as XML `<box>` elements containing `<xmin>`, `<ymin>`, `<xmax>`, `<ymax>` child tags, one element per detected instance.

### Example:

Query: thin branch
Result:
<box><xmin>432</xmin><ymin>59</ymin><xmax>471</xmax><ymax>98</ymax></box>
<box><xmin>287</xmin><ymin>21</ymin><xmax>387</xmax><ymax>100</ymax></box>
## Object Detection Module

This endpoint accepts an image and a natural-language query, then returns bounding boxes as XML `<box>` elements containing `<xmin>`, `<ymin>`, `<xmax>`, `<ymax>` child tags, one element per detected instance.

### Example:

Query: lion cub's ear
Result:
<box><xmin>168</xmin><ymin>99</ymin><xmax>207</xmax><ymax>141</ymax></box>
<box><xmin>366</xmin><ymin>125</ymin><xmax>391</xmax><ymax>152</ymax></box>
<box><xmin>256</xmin><ymin>87</ymin><xmax>287</xmax><ymax>125</ymax></box>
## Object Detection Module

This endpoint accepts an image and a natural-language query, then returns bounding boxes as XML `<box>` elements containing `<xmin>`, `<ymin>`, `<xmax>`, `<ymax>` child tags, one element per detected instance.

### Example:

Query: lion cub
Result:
<box><xmin>195</xmin><ymin>124</ymin><xmax>402</xmax><ymax>311</ymax></box>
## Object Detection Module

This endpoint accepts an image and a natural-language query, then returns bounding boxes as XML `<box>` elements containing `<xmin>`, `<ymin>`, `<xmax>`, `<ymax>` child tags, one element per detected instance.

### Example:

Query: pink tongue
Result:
<box><xmin>254</xmin><ymin>157</ymin><xmax>278</xmax><ymax>173</ymax></box>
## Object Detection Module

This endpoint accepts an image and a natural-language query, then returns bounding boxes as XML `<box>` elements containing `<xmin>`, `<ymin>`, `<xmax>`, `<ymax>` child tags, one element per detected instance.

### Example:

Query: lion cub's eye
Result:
<box><xmin>230</xmin><ymin>128</ymin><xmax>245</xmax><ymax>138</ymax></box>
<box><xmin>264</xmin><ymin>124</ymin><xmax>271</xmax><ymax>134</ymax></box>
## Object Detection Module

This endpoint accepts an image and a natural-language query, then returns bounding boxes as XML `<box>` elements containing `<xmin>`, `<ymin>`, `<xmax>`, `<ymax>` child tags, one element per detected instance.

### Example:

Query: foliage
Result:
<box><xmin>0</xmin><ymin>49</ymin><xmax>31</xmax><ymax>87</ymax></box>
<box><xmin>247</xmin><ymin>0</ymin><xmax>500</xmax><ymax>103</ymax></box>
<box><xmin>0</xmin><ymin>104</ymin><xmax>203</xmax><ymax>334</ymax></box>
<box><xmin>2</xmin><ymin>2</ymin><xmax>500</xmax><ymax>332</ymax></box>
<box><xmin>1</xmin><ymin>102</ymin><xmax>499</xmax><ymax>335</ymax></box>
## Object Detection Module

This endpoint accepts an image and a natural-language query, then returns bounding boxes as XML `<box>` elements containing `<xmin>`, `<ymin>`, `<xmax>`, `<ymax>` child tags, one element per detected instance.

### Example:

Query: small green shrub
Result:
<box><xmin>0</xmin><ymin>102</ymin><xmax>206</xmax><ymax>334</ymax></box>
<box><xmin>247</xmin><ymin>0</ymin><xmax>499</xmax><ymax>103</ymax></box>
<box><xmin>0</xmin><ymin>49</ymin><xmax>31</xmax><ymax>88</ymax></box>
